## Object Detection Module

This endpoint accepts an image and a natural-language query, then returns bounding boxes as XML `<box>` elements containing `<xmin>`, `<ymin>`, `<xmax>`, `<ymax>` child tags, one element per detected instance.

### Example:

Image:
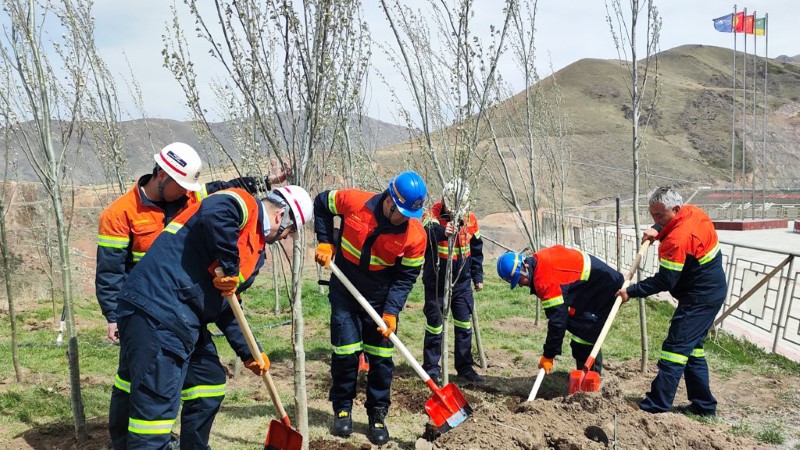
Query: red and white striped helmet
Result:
<box><xmin>153</xmin><ymin>142</ymin><xmax>203</xmax><ymax>191</ymax></box>
<box><xmin>273</xmin><ymin>185</ymin><xmax>313</xmax><ymax>228</ymax></box>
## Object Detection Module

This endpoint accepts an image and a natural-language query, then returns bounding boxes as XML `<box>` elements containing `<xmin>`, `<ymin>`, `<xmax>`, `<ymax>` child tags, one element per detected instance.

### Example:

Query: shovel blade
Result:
<box><xmin>568</xmin><ymin>368</ymin><xmax>586</xmax><ymax>394</ymax></box>
<box><xmin>424</xmin><ymin>383</ymin><xmax>472</xmax><ymax>433</ymax></box>
<box><xmin>581</xmin><ymin>371</ymin><xmax>601</xmax><ymax>392</ymax></box>
<box><xmin>264</xmin><ymin>419</ymin><xmax>303</xmax><ymax>450</ymax></box>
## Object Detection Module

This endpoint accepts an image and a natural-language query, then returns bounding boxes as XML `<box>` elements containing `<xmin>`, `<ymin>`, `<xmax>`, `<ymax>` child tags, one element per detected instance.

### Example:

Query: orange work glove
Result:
<box><xmin>378</xmin><ymin>313</ymin><xmax>397</xmax><ymax>338</ymax></box>
<box><xmin>315</xmin><ymin>243</ymin><xmax>334</xmax><ymax>268</ymax></box>
<box><xmin>244</xmin><ymin>351</ymin><xmax>270</xmax><ymax>376</ymax></box>
<box><xmin>213</xmin><ymin>275</ymin><xmax>238</xmax><ymax>297</ymax></box>
<box><xmin>539</xmin><ymin>356</ymin><xmax>554</xmax><ymax>374</ymax></box>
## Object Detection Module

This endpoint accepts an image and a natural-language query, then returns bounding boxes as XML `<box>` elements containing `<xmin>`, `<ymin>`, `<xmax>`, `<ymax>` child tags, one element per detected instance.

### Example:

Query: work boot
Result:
<box><xmin>367</xmin><ymin>407</ymin><xmax>390</xmax><ymax>445</ymax></box>
<box><xmin>426</xmin><ymin>371</ymin><xmax>442</xmax><ymax>386</ymax></box>
<box><xmin>674</xmin><ymin>403</ymin><xmax>716</xmax><ymax>418</ymax></box>
<box><xmin>332</xmin><ymin>409</ymin><xmax>353</xmax><ymax>437</ymax></box>
<box><xmin>458</xmin><ymin>370</ymin><xmax>484</xmax><ymax>383</ymax></box>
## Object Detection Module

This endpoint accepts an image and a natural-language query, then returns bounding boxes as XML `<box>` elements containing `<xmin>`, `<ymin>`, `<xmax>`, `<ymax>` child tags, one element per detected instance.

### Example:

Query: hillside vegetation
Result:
<box><xmin>6</xmin><ymin>45</ymin><xmax>800</xmax><ymax>216</ymax></box>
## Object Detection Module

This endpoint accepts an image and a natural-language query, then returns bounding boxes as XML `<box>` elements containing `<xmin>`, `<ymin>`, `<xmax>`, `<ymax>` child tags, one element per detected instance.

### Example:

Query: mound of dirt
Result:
<box><xmin>427</xmin><ymin>372</ymin><xmax>757</xmax><ymax>450</ymax></box>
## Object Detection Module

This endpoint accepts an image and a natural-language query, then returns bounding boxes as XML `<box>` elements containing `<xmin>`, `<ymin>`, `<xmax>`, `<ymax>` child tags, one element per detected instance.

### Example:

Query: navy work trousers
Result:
<box><xmin>328</xmin><ymin>283</ymin><xmax>394</xmax><ymax>412</ymax></box>
<box><xmin>639</xmin><ymin>297</ymin><xmax>724</xmax><ymax>414</ymax></box>
<box><xmin>422</xmin><ymin>281</ymin><xmax>475</xmax><ymax>377</ymax></box>
<box><xmin>110</xmin><ymin>309</ymin><xmax>226</xmax><ymax>450</ymax></box>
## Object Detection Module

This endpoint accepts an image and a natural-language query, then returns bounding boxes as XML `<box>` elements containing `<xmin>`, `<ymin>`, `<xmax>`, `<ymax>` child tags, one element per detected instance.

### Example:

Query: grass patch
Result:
<box><xmin>727</xmin><ymin>422</ymin><xmax>753</xmax><ymax>437</ymax></box>
<box><xmin>756</xmin><ymin>421</ymin><xmax>786</xmax><ymax>445</ymax></box>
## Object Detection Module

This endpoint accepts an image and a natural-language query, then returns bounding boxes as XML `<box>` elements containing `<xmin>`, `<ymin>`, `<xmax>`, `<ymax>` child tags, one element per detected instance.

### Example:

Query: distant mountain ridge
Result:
<box><xmin>6</xmin><ymin>44</ymin><xmax>800</xmax><ymax>211</ymax></box>
<box><xmin>7</xmin><ymin>116</ymin><xmax>411</xmax><ymax>185</ymax></box>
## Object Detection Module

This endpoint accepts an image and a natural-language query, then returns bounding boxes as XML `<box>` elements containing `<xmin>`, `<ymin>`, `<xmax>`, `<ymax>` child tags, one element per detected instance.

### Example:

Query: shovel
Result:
<box><xmin>568</xmin><ymin>240</ymin><xmax>651</xmax><ymax>394</ymax></box>
<box><xmin>329</xmin><ymin>261</ymin><xmax>472</xmax><ymax>433</ymax></box>
<box><xmin>215</xmin><ymin>268</ymin><xmax>302</xmax><ymax>450</ymax></box>
<box><xmin>526</xmin><ymin>368</ymin><xmax>546</xmax><ymax>401</ymax></box>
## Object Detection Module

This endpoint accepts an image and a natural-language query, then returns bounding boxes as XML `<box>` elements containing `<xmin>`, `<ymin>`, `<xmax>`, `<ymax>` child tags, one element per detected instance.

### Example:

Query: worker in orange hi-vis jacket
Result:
<box><xmin>617</xmin><ymin>187</ymin><xmax>727</xmax><ymax>418</ymax></box>
<box><xmin>313</xmin><ymin>171</ymin><xmax>427</xmax><ymax>446</ymax></box>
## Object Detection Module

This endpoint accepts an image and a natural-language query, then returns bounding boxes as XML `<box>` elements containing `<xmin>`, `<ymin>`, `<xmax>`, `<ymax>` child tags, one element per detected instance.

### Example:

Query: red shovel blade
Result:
<box><xmin>424</xmin><ymin>382</ymin><xmax>472</xmax><ymax>433</ymax></box>
<box><xmin>568</xmin><ymin>368</ymin><xmax>602</xmax><ymax>394</ymax></box>
<box><xmin>581</xmin><ymin>371</ymin><xmax>601</xmax><ymax>392</ymax></box>
<box><xmin>358</xmin><ymin>353</ymin><xmax>370</xmax><ymax>373</ymax></box>
<box><xmin>263</xmin><ymin>419</ymin><xmax>303</xmax><ymax>450</ymax></box>
<box><xmin>568</xmin><ymin>368</ymin><xmax>585</xmax><ymax>394</ymax></box>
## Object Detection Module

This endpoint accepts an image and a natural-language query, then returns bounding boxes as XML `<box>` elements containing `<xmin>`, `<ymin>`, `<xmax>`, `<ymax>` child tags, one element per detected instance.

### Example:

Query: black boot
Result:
<box><xmin>332</xmin><ymin>409</ymin><xmax>353</xmax><ymax>437</ymax></box>
<box><xmin>367</xmin><ymin>407</ymin><xmax>390</xmax><ymax>445</ymax></box>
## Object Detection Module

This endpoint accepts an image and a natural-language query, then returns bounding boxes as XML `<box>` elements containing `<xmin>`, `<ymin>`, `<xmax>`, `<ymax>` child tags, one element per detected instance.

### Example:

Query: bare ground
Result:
<box><xmin>6</xmin><ymin>351</ymin><xmax>797</xmax><ymax>450</ymax></box>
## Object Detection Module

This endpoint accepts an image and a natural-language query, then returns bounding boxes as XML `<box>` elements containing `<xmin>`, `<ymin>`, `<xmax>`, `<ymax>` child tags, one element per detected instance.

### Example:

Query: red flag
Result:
<box><xmin>733</xmin><ymin>11</ymin><xmax>744</xmax><ymax>32</ymax></box>
<box><xmin>743</xmin><ymin>15</ymin><xmax>755</xmax><ymax>34</ymax></box>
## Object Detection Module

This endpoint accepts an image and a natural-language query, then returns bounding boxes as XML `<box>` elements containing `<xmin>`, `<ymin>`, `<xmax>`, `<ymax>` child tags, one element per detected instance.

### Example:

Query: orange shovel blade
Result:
<box><xmin>424</xmin><ymin>383</ymin><xmax>472</xmax><ymax>433</ymax></box>
<box><xmin>568</xmin><ymin>368</ymin><xmax>585</xmax><ymax>394</ymax></box>
<box><xmin>581</xmin><ymin>371</ymin><xmax>601</xmax><ymax>392</ymax></box>
<box><xmin>358</xmin><ymin>353</ymin><xmax>370</xmax><ymax>372</ymax></box>
<box><xmin>264</xmin><ymin>419</ymin><xmax>303</xmax><ymax>450</ymax></box>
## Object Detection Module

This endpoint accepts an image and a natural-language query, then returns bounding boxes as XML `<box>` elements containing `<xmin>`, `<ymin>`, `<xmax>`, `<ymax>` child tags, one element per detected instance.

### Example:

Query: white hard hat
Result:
<box><xmin>273</xmin><ymin>185</ymin><xmax>313</xmax><ymax>227</ymax></box>
<box><xmin>443</xmin><ymin>178</ymin><xmax>470</xmax><ymax>211</ymax></box>
<box><xmin>154</xmin><ymin>142</ymin><xmax>203</xmax><ymax>192</ymax></box>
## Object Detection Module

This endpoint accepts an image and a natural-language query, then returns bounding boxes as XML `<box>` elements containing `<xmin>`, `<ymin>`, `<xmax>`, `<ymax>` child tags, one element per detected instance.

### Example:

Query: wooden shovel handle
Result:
<box><xmin>329</xmin><ymin>262</ymin><xmax>437</xmax><ymax>389</ymax></box>
<box><xmin>215</xmin><ymin>268</ymin><xmax>289</xmax><ymax>423</ymax></box>
<box><xmin>583</xmin><ymin>240</ymin><xmax>651</xmax><ymax>370</ymax></box>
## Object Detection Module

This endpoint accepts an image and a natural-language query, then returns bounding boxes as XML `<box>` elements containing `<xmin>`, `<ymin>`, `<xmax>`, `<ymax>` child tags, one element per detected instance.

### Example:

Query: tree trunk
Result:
<box><xmin>0</xmin><ymin>196</ymin><xmax>21</xmax><ymax>382</ymax></box>
<box><xmin>290</xmin><ymin>236</ymin><xmax>308</xmax><ymax>447</ymax></box>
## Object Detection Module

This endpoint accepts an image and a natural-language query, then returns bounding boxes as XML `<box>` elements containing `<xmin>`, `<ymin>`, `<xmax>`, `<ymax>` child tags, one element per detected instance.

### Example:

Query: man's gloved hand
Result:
<box><xmin>315</xmin><ymin>243</ymin><xmax>334</xmax><ymax>268</ymax></box>
<box><xmin>378</xmin><ymin>313</ymin><xmax>397</xmax><ymax>338</ymax></box>
<box><xmin>244</xmin><ymin>352</ymin><xmax>270</xmax><ymax>376</ymax></box>
<box><xmin>539</xmin><ymin>356</ymin><xmax>554</xmax><ymax>374</ymax></box>
<box><xmin>213</xmin><ymin>275</ymin><xmax>238</xmax><ymax>297</ymax></box>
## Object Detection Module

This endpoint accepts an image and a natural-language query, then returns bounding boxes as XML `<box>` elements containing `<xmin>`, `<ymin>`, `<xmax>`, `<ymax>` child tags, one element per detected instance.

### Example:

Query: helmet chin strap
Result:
<box><xmin>156</xmin><ymin>176</ymin><xmax>171</xmax><ymax>201</ymax></box>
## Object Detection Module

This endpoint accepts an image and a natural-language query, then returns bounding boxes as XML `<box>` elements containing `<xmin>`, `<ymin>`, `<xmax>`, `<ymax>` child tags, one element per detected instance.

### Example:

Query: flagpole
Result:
<box><xmin>741</xmin><ymin>7</ymin><xmax>747</xmax><ymax>220</ymax></box>
<box><xmin>730</xmin><ymin>5</ymin><xmax>737</xmax><ymax>220</ymax></box>
<box><xmin>751</xmin><ymin>11</ymin><xmax>757</xmax><ymax>220</ymax></box>
<box><xmin>762</xmin><ymin>13</ymin><xmax>769</xmax><ymax>217</ymax></box>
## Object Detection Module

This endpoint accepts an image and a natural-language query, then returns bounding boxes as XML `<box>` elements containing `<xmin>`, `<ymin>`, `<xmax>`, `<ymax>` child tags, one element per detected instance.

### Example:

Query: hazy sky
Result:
<box><xmin>90</xmin><ymin>1</ymin><xmax>796</xmax><ymax>123</ymax></box>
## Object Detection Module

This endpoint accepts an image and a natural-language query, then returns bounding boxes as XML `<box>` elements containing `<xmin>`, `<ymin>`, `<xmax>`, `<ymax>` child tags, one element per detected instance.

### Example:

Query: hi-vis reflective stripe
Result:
<box><xmin>369</xmin><ymin>255</ymin><xmax>394</xmax><ymax>267</ymax></box>
<box><xmin>327</xmin><ymin>190</ymin><xmax>339</xmax><ymax>214</ymax></box>
<box><xmin>98</xmin><ymin>234</ymin><xmax>129</xmax><ymax>249</ymax></box>
<box><xmin>129</xmin><ymin>417</ymin><xmax>175</xmax><ymax>435</ymax></box>
<box><xmin>660</xmin><ymin>350</ymin><xmax>688</xmax><ymax>365</ymax></box>
<box><xmin>194</xmin><ymin>184</ymin><xmax>209</xmax><ymax>201</ymax></box>
<box><xmin>541</xmin><ymin>296</ymin><xmax>564</xmax><ymax>309</ymax></box>
<box><xmin>181</xmin><ymin>383</ymin><xmax>226</xmax><ymax>400</ymax></box>
<box><xmin>426</xmin><ymin>323</ymin><xmax>443</xmax><ymax>335</ymax></box>
<box><xmin>216</xmin><ymin>191</ymin><xmax>248</xmax><ymax>229</ymax></box>
<box><xmin>580</xmin><ymin>251</ymin><xmax>591</xmax><ymax>281</ymax></box>
<box><xmin>333</xmin><ymin>342</ymin><xmax>363</xmax><ymax>355</ymax></box>
<box><xmin>401</xmin><ymin>255</ymin><xmax>423</xmax><ymax>267</ymax></box>
<box><xmin>114</xmin><ymin>374</ymin><xmax>131</xmax><ymax>393</ymax></box>
<box><xmin>164</xmin><ymin>222</ymin><xmax>183</xmax><ymax>235</ymax></box>
<box><xmin>571</xmin><ymin>335</ymin><xmax>593</xmax><ymax>346</ymax></box>
<box><xmin>341</xmin><ymin>238</ymin><xmax>361</xmax><ymax>260</ymax></box>
<box><xmin>690</xmin><ymin>348</ymin><xmax>705</xmax><ymax>358</ymax></box>
<box><xmin>437</xmin><ymin>244</ymin><xmax>471</xmax><ymax>259</ymax></box>
<box><xmin>660</xmin><ymin>258</ymin><xmax>684</xmax><ymax>271</ymax></box>
<box><xmin>132</xmin><ymin>251</ymin><xmax>145</xmax><ymax>263</ymax></box>
<box><xmin>364</xmin><ymin>344</ymin><xmax>394</xmax><ymax>358</ymax></box>
<box><xmin>698</xmin><ymin>243</ymin><xmax>720</xmax><ymax>265</ymax></box>
<box><xmin>453</xmin><ymin>318</ymin><xmax>471</xmax><ymax>330</ymax></box>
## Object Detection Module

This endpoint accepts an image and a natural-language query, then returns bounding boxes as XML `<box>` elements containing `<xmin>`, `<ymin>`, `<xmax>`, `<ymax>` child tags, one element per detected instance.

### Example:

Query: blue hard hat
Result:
<box><xmin>497</xmin><ymin>252</ymin><xmax>525</xmax><ymax>289</ymax></box>
<box><xmin>387</xmin><ymin>171</ymin><xmax>427</xmax><ymax>219</ymax></box>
